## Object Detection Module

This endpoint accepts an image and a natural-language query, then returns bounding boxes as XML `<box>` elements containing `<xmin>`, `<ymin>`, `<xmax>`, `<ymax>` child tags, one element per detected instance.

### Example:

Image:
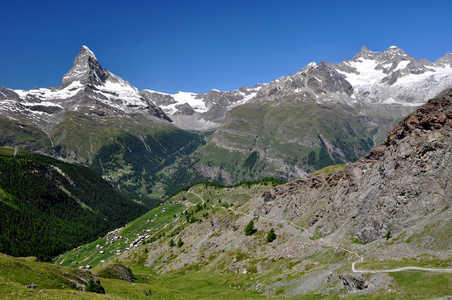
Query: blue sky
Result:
<box><xmin>2</xmin><ymin>0</ymin><xmax>452</xmax><ymax>94</ymax></box>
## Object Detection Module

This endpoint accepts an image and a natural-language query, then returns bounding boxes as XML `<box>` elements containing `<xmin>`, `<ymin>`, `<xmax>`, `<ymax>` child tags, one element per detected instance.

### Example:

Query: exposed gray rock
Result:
<box><xmin>174</xmin><ymin>103</ymin><xmax>195</xmax><ymax>115</ymax></box>
<box><xmin>253</xmin><ymin>92</ymin><xmax>452</xmax><ymax>243</ymax></box>
<box><xmin>26</xmin><ymin>282</ymin><xmax>37</xmax><ymax>289</ymax></box>
<box><xmin>435</xmin><ymin>52</ymin><xmax>452</xmax><ymax>67</ymax></box>
<box><xmin>62</xmin><ymin>46</ymin><xmax>107</xmax><ymax>88</ymax></box>
<box><xmin>339</xmin><ymin>274</ymin><xmax>368</xmax><ymax>291</ymax></box>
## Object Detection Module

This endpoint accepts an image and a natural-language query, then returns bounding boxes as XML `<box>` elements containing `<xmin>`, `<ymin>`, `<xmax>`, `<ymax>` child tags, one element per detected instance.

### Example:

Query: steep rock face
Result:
<box><xmin>0</xmin><ymin>46</ymin><xmax>173</xmax><ymax>132</ymax></box>
<box><xmin>61</xmin><ymin>46</ymin><xmax>107</xmax><ymax>87</ymax></box>
<box><xmin>255</xmin><ymin>91</ymin><xmax>452</xmax><ymax>243</ymax></box>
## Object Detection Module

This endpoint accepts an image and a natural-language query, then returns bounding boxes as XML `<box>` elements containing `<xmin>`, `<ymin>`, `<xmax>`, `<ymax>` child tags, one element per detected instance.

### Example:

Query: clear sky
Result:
<box><xmin>2</xmin><ymin>0</ymin><xmax>452</xmax><ymax>94</ymax></box>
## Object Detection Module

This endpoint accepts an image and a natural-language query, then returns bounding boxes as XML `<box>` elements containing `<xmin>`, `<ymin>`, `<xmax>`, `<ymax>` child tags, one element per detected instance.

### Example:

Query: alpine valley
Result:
<box><xmin>1</xmin><ymin>46</ymin><xmax>452</xmax><ymax>299</ymax></box>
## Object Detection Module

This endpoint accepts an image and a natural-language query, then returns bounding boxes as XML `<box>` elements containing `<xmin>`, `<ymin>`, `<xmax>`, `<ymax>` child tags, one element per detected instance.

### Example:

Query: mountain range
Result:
<box><xmin>1</xmin><ymin>45</ymin><xmax>452</xmax><ymax>198</ymax></box>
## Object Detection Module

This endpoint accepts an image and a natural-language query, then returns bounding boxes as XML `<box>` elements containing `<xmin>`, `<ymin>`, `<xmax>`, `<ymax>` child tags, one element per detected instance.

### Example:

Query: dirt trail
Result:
<box><xmin>188</xmin><ymin>188</ymin><xmax>452</xmax><ymax>274</ymax></box>
<box><xmin>352</xmin><ymin>261</ymin><xmax>452</xmax><ymax>273</ymax></box>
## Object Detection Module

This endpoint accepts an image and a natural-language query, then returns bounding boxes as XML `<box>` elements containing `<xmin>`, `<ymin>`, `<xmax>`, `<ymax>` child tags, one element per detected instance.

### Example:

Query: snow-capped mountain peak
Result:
<box><xmin>435</xmin><ymin>52</ymin><xmax>452</xmax><ymax>67</ymax></box>
<box><xmin>61</xmin><ymin>46</ymin><xmax>107</xmax><ymax>88</ymax></box>
<box><xmin>352</xmin><ymin>45</ymin><xmax>379</xmax><ymax>61</ymax></box>
<box><xmin>334</xmin><ymin>46</ymin><xmax>452</xmax><ymax>106</ymax></box>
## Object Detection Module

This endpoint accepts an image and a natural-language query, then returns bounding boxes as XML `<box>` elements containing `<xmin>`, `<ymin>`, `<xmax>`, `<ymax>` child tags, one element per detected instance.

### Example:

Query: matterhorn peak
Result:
<box><xmin>80</xmin><ymin>45</ymin><xmax>97</xmax><ymax>61</ymax></box>
<box><xmin>61</xmin><ymin>45</ymin><xmax>107</xmax><ymax>88</ymax></box>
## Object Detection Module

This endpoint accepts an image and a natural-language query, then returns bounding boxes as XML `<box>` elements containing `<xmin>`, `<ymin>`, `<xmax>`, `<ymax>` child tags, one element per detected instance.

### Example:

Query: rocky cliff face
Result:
<box><xmin>256</xmin><ymin>90</ymin><xmax>452</xmax><ymax>244</ymax></box>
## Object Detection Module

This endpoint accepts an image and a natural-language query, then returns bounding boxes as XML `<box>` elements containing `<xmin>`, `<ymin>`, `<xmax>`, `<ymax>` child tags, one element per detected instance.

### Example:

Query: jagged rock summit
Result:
<box><xmin>62</xmin><ymin>45</ymin><xmax>107</xmax><ymax>87</ymax></box>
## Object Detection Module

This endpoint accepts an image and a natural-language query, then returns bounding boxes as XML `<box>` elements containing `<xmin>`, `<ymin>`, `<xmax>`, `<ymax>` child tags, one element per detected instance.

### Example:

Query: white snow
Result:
<box><xmin>173</xmin><ymin>92</ymin><xmax>206</xmax><ymax>111</ymax></box>
<box><xmin>382</xmin><ymin>97</ymin><xmax>422</xmax><ymax>106</ymax></box>
<box><xmin>22</xmin><ymin>101</ymin><xmax>63</xmax><ymax>109</ymax></box>
<box><xmin>336</xmin><ymin>55</ymin><xmax>452</xmax><ymax>107</ymax></box>
<box><xmin>393</xmin><ymin>60</ymin><xmax>410</xmax><ymax>72</ymax></box>
<box><xmin>392</xmin><ymin>66</ymin><xmax>452</xmax><ymax>86</ymax></box>
<box><xmin>15</xmin><ymin>81</ymin><xmax>84</xmax><ymax>101</ymax></box>
<box><xmin>337</xmin><ymin>59</ymin><xmax>385</xmax><ymax>87</ymax></box>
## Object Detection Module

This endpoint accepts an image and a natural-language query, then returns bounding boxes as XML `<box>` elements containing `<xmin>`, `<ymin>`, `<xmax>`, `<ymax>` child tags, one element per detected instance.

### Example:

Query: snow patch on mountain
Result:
<box><xmin>15</xmin><ymin>81</ymin><xmax>84</xmax><ymax>101</ymax></box>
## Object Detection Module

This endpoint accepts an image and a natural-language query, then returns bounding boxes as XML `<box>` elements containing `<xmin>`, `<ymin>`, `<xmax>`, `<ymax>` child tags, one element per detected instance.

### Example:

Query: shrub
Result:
<box><xmin>385</xmin><ymin>230</ymin><xmax>392</xmax><ymax>240</ymax></box>
<box><xmin>85</xmin><ymin>279</ymin><xmax>105</xmax><ymax>294</ymax></box>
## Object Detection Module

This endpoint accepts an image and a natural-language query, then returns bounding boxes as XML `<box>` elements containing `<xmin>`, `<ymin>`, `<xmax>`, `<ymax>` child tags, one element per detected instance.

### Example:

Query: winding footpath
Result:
<box><xmin>352</xmin><ymin>260</ymin><xmax>452</xmax><ymax>274</ymax></box>
<box><xmin>187</xmin><ymin>188</ymin><xmax>452</xmax><ymax>274</ymax></box>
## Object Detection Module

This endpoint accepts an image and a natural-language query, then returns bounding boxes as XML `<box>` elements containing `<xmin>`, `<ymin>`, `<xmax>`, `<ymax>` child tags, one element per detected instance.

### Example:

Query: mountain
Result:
<box><xmin>166</xmin><ymin>46</ymin><xmax>452</xmax><ymax>188</ymax></box>
<box><xmin>0</xmin><ymin>146</ymin><xmax>147</xmax><ymax>261</ymax></box>
<box><xmin>53</xmin><ymin>91</ymin><xmax>452</xmax><ymax>298</ymax></box>
<box><xmin>0</xmin><ymin>46</ymin><xmax>205</xmax><ymax>203</ymax></box>
<box><xmin>141</xmin><ymin>85</ymin><xmax>263</xmax><ymax>130</ymax></box>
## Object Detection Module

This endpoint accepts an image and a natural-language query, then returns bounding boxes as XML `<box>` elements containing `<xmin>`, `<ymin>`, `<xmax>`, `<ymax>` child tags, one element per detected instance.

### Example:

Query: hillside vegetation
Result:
<box><xmin>0</xmin><ymin>147</ymin><xmax>147</xmax><ymax>260</ymax></box>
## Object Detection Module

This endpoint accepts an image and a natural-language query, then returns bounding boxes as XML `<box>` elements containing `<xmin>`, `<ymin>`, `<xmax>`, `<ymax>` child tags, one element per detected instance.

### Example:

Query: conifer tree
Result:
<box><xmin>244</xmin><ymin>219</ymin><xmax>257</xmax><ymax>235</ymax></box>
<box><xmin>267</xmin><ymin>228</ymin><xmax>277</xmax><ymax>242</ymax></box>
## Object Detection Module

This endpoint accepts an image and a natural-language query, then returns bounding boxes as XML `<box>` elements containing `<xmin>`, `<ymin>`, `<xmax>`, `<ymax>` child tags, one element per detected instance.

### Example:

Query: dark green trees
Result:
<box><xmin>244</xmin><ymin>219</ymin><xmax>257</xmax><ymax>235</ymax></box>
<box><xmin>267</xmin><ymin>228</ymin><xmax>277</xmax><ymax>242</ymax></box>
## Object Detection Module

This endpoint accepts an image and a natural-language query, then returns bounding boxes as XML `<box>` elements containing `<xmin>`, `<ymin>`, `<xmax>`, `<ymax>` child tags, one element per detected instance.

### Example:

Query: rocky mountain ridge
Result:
<box><xmin>2</xmin><ymin>45</ymin><xmax>451</xmax><ymax>134</ymax></box>
<box><xmin>253</xmin><ymin>45</ymin><xmax>452</xmax><ymax>107</ymax></box>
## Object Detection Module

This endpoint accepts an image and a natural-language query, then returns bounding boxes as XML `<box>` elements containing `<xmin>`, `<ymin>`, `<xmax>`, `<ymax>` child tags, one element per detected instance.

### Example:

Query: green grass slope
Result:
<box><xmin>0</xmin><ymin>117</ymin><xmax>52</xmax><ymax>152</ymax></box>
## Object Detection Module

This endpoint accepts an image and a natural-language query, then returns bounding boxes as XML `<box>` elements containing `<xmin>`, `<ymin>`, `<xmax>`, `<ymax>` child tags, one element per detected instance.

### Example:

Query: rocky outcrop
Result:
<box><xmin>339</xmin><ymin>274</ymin><xmax>368</xmax><ymax>291</ymax></box>
<box><xmin>96</xmin><ymin>264</ymin><xmax>134</xmax><ymax>282</ymax></box>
